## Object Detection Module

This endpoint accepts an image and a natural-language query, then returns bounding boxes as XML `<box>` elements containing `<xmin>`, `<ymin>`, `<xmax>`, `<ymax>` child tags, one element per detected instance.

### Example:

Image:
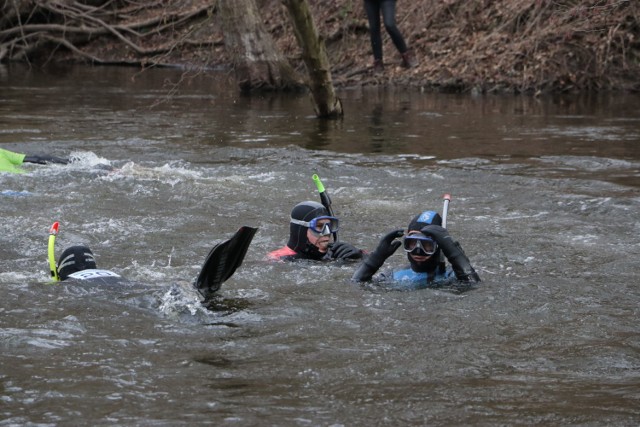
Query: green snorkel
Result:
<box><xmin>48</xmin><ymin>221</ymin><xmax>60</xmax><ymax>281</ymax></box>
<box><xmin>312</xmin><ymin>174</ymin><xmax>338</xmax><ymax>241</ymax></box>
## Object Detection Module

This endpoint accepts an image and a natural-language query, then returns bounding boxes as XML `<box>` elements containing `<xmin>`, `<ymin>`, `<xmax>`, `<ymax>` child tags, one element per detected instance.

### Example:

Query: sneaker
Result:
<box><xmin>372</xmin><ymin>59</ymin><xmax>384</xmax><ymax>74</ymax></box>
<box><xmin>401</xmin><ymin>50</ymin><xmax>417</xmax><ymax>69</ymax></box>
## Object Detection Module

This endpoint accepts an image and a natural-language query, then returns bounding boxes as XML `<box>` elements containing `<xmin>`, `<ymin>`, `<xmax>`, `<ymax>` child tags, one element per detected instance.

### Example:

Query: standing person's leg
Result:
<box><xmin>363</xmin><ymin>0</ymin><xmax>384</xmax><ymax>72</ymax></box>
<box><xmin>380</xmin><ymin>0</ymin><xmax>407</xmax><ymax>53</ymax></box>
<box><xmin>380</xmin><ymin>0</ymin><xmax>416</xmax><ymax>68</ymax></box>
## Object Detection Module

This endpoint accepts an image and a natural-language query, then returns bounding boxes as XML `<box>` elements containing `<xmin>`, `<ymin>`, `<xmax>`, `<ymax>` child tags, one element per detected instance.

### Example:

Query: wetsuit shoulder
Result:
<box><xmin>267</xmin><ymin>246</ymin><xmax>298</xmax><ymax>261</ymax></box>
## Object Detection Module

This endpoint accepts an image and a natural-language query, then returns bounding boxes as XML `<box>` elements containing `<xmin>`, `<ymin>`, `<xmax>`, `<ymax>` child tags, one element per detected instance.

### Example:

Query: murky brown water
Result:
<box><xmin>2</xmin><ymin>64</ymin><xmax>639</xmax><ymax>426</ymax></box>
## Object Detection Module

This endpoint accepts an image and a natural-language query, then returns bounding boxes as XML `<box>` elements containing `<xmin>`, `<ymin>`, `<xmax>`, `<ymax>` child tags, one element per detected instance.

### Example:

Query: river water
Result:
<box><xmin>1</xmin><ymin>64</ymin><xmax>639</xmax><ymax>426</ymax></box>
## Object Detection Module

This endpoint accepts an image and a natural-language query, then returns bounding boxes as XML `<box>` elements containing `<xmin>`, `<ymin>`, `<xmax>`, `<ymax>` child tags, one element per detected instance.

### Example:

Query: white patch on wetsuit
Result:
<box><xmin>68</xmin><ymin>269</ymin><xmax>121</xmax><ymax>280</ymax></box>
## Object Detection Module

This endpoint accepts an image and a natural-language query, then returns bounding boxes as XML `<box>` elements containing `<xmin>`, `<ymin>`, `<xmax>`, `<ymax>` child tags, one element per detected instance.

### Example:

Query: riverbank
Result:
<box><xmin>12</xmin><ymin>0</ymin><xmax>640</xmax><ymax>94</ymax></box>
<box><xmin>271</xmin><ymin>0</ymin><xmax>640</xmax><ymax>93</ymax></box>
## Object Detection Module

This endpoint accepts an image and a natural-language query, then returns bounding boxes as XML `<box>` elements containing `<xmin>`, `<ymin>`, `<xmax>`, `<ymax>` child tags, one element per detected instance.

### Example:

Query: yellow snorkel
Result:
<box><xmin>48</xmin><ymin>221</ymin><xmax>60</xmax><ymax>281</ymax></box>
<box><xmin>312</xmin><ymin>174</ymin><xmax>338</xmax><ymax>241</ymax></box>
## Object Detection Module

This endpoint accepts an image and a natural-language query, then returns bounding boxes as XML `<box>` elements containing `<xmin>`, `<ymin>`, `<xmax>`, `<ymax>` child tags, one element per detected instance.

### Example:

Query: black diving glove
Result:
<box><xmin>351</xmin><ymin>229</ymin><xmax>403</xmax><ymax>282</ymax></box>
<box><xmin>420</xmin><ymin>225</ymin><xmax>480</xmax><ymax>283</ymax></box>
<box><xmin>23</xmin><ymin>154</ymin><xmax>69</xmax><ymax>165</ymax></box>
<box><xmin>326</xmin><ymin>241</ymin><xmax>363</xmax><ymax>261</ymax></box>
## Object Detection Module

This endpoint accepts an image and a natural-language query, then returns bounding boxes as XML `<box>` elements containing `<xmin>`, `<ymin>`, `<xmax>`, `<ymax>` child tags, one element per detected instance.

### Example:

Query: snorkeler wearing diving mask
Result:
<box><xmin>352</xmin><ymin>210</ymin><xmax>480</xmax><ymax>287</ymax></box>
<box><xmin>268</xmin><ymin>201</ymin><xmax>363</xmax><ymax>262</ymax></box>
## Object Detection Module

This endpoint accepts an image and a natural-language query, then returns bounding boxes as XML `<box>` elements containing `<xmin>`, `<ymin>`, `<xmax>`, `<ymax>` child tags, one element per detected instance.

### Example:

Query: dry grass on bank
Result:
<box><xmin>272</xmin><ymin>0</ymin><xmax>639</xmax><ymax>93</ymax></box>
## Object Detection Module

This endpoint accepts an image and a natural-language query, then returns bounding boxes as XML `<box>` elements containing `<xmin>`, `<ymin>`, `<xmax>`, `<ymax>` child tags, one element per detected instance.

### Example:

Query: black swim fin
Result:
<box><xmin>194</xmin><ymin>226</ymin><xmax>258</xmax><ymax>300</ymax></box>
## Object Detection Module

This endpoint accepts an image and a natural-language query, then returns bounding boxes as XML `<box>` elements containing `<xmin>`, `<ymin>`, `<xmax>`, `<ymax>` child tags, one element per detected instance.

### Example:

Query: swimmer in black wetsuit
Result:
<box><xmin>267</xmin><ymin>201</ymin><xmax>363</xmax><ymax>262</ymax></box>
<box><xmin>0</xmin><ymin>148</ymin><xmax>68</xmax><ymax>174</ymax></box>
<box><xmin>53</xmin><ymin>226</ymin><xmax>258</xmax><ymax>301</ymax></box>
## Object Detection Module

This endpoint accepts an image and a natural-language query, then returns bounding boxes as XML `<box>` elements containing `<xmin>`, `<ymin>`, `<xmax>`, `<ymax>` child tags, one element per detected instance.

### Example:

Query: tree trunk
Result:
<box><xmin>281</xmin><ymin>0</ymin><xmax>343</xmax><ymax>119</ymax></box>
<box><xmin>217</xmin><ymin>0</ymin><xmax>303</xmax><ymax>93</ymax></box>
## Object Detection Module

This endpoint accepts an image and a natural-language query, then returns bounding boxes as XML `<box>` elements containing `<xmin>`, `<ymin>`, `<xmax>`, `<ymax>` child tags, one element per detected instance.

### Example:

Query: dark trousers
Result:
<box><xmin>363</xmin><ymin>0</ymin><xmax>408</xmax><ymax>61</ymax></box>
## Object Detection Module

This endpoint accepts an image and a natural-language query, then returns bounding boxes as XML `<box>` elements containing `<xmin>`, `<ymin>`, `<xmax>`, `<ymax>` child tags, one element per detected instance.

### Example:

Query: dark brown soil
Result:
<box><xmin>28</xmin><ymin>0</ymin><xmax>640</xmax><ymax>94</ymax></box>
